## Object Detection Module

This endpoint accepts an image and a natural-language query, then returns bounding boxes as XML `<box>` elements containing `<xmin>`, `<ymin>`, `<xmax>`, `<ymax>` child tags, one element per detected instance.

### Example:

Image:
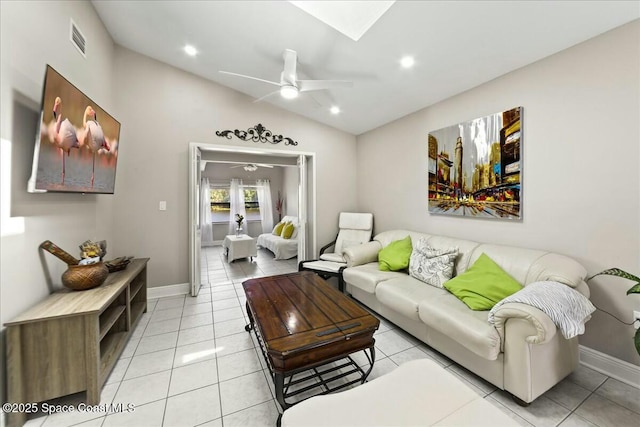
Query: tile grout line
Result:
<box><xmin>589</xmin><ymin>378</ymin><xmax>640</xmax><ymax>416</ymax></box>
<box><xmin>160</xmin><ymin>295</ymin><xmax>188</xmax><ymax>427</ymax></box>
<box><xmin>211</xmin><ymin>260</ymin><xmax>227</xmax><ymax>427</ymax></box>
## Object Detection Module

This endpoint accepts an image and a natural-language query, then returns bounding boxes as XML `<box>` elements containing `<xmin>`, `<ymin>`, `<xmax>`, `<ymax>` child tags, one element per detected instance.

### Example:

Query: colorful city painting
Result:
<box><xmin>428</xmin><ymin>107</ymin><xmax>522</xmax><ymax>220</ymax></box>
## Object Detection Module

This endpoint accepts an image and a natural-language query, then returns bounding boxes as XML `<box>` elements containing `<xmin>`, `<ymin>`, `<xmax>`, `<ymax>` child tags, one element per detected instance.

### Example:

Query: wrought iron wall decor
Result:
<box><xmin>216</xmin><ymin>123</ymin><xmax>298</xmax><ymax>146</ymax></box>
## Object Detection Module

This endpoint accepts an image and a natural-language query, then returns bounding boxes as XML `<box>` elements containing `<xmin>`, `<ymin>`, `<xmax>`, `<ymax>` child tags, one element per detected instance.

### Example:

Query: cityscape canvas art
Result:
<box><xmin>428</xmin><ymin>107</ymin><xmax>522</xmax><ymax>219</ymax></box>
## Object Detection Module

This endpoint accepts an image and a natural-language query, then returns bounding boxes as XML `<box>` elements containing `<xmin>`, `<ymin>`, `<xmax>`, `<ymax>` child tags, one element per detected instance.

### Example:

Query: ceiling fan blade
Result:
<box><xmin>219</xmin><ymin>71</ymin><xmax>281</xmax><ymax>87</ymax></box>
<box><xmin>252</xmin><ymin>89</ymin><xmax>281</xmax><ymax>103</ymax></box>
<box><xmin>256</xmin><ymin>163</ymin><xmax>274</xmax><ymax>168</ymax></box>
<box><xmin>297</xmin><ymin>80</ymin><xmax>354</xmax><ymax>92</ymax></box>
<box><xmin>282</xmin><ymin>49</ymin><xmax>298</xmax><ymax>85</ymax></box>
<box><xmin>229</xmin><ymin>164</ymin><xmax>245</xmax><ymax>168</ymax></box>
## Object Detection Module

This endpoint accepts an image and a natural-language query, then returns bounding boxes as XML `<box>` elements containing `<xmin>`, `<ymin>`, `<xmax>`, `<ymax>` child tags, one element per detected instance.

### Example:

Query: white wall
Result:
<box><xmin>283</xmin><ymin>165</ymin><xmax>299</xmax><ymax>218</ymax></box>
<box><xmin>0</xmin><ymin>0</ymin><xmax>116</xmax><ymax>413</ymax></box>
<box><xmin>111</xmin><ymin>46</ymin><xmax>357</xmax><ymax>288</ymax></box>
<box><xmin>356</xmin><ymin>21</ymin><xmax>640</xmax><ymax>365</ymax></box>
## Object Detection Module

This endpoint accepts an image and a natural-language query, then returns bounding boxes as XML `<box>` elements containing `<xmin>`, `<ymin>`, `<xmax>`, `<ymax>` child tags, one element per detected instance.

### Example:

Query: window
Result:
<box><xmin>210</xmin><ymin>186</ymin><xmax>261</xmax><ymax>223</ymax></box>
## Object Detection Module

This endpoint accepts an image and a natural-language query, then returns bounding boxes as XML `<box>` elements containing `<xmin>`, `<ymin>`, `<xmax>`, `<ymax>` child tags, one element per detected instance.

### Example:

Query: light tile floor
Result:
<box><xmin>23</xmin><ymin>246</ymin><xmax>640</xmax><ymax>427</ymax></box>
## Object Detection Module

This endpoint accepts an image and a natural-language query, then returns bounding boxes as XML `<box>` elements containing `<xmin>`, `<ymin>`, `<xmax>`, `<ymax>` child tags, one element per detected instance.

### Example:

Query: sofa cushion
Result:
<box><xmin>422</xmin><ymin>235</ymin><xmax>481</xmax><ymax>276</ymax></box>
<box><xmin>444</xmin><ymin>253</ymin><xmax>522</xmax><ymax>310</ymax></box>
<box><xmin>256</xmin><ymin>233</ymin><xmax>298</xmax><ymax>260</ymax></box>
<box><xmin>376</xmin><ymin>276</ymin><xmax>449</xmax><ymax>321</ymax></box>
<box><xmin>374</xmin><ymin>230</ymin><xmax>427</xmax><ymax>249</ymax></box>
<box><xmin>418</xmin><ymin>293</ymin><xmax>502</xmax><ymax>360</ymax></box>
<box><xmin>468</xmin><ymin>244</ymin><xmax>545</xmax><ymax>285</ymax></box>
<box><xmin>525</xmin><ymin>253</ymin><xmax>588</xmax><ymax>288</ymax></box>
<box><xmin>378</xmin><ymin>236</ymin><xmax>412</xmax><ymax>271</ymax></box>
<box><xmin>343</xmin><ymin>263</ymin><xmax>405</xmax><ymax>294</ymax></box>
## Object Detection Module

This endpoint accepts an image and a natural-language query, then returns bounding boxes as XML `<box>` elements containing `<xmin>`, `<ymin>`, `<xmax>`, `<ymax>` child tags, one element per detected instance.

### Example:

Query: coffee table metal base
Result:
<box><xmin>244</xmin><ymin>307</ymin><xmax>376</xmax><ymax>410</ymax></box>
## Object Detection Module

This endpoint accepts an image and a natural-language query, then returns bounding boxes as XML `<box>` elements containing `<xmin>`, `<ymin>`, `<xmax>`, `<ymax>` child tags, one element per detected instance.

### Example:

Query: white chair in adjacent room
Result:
<box><xmin>298</xmin><ymin>212</ymin><xmax>374</xmax><ymax>292</ymax></box>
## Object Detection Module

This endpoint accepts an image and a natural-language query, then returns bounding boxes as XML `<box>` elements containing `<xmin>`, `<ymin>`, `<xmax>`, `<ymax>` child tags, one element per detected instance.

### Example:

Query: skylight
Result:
<box><xmin>289</xmin><ymin>1</ymin><xmax>395</xmax><ymax>41</ymax></box>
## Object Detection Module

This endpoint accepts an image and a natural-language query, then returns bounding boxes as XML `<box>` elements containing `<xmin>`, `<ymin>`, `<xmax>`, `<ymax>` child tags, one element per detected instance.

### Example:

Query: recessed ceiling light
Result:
<box><xmin>280</xmin><ymin>85</ymin><xmax>299</xmax><ymax>99</ymax></box>
<box><xmin>400</xmin><ymin>56</ymin><xmax>415</xmax><ymax>68</ymax></box>
<box><xmin>184</xmin><ymin>45</ymin><xmax>198</xmax><ymax>56</ymax></box>
<box><xmin>330</xmin><ymin>106</ymin><xmax>340</xmax><ymax>115</ymax></box>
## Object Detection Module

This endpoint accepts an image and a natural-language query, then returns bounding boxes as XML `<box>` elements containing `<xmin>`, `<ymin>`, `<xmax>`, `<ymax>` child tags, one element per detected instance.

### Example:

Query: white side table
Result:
<box><xmin>223</xmin><ymin>234</ymin><xmax>258</xmax><ymax>262</ymax></box>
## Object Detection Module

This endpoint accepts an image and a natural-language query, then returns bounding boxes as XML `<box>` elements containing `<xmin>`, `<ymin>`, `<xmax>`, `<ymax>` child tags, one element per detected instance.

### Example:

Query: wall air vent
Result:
<box><xmin>70</xmin><ymin>19</ymin><xmax>86</xmax><ymax>58</ymax></box>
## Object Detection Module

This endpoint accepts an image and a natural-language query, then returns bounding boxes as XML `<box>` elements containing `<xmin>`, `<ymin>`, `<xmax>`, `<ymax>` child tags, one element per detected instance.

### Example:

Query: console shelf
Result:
<box><xmin>5</xmin><ymin>258</ymin><xmax>149</xmax><ymax>427</ymax></box>
<box><xmin>99</xmin><ymin>305</ymin><xmax>126</xmax><ymax>340</ymax></box>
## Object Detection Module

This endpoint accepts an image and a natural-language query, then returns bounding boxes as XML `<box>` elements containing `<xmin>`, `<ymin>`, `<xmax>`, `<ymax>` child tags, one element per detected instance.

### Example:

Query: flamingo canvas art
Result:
<box><xmin>28</xmin><ymin>65</ymin><xmax>121</xmax><ymax>194</ymax></box>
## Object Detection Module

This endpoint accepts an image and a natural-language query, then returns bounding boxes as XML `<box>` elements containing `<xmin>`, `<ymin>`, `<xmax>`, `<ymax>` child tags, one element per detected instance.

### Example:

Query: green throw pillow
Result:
<box><xmin>272</xmin><ymin>221</ymin><xmax>285</xmax><ymax>236</ymax></box>
<box><xmin>378</xmin><ymin>236</ymin><xmax>412</xmax><ymax>271</ymax></box>
<box><xmin>443</xmin><ymin>253</ymin><xmax>522</xmax><ymax>310</ymax></box>
<box><xmin>281</xmin><ymin>222</ymin><xmax>295</xmax><ymax>239</ymax></box>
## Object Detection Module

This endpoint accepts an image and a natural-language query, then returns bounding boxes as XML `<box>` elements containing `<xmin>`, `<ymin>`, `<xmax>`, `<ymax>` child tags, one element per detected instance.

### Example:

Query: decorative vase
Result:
<box><xmin>61</xmin><ymin>262</ymin><xmax>109</xmax><ymax>291</ymax></box>
<box><xmin>235</xmin><ymin>226</ymin><xmax>243</xmax><ymax>236</ymax></box>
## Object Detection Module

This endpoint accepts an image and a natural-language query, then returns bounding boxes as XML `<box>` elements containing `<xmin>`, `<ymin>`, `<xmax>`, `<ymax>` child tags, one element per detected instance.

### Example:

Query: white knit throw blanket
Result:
<box><xmin>488</xmin><ymin>281</ymin><xmax>595</xmax><ymax>339</ymax></box>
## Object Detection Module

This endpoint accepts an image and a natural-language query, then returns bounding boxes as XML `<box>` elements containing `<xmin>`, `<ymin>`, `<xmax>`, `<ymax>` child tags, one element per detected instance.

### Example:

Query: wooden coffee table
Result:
<box><xmin>242</xmin><ymin>271</ymin><xmax>379</xmax><ymax>410</ymax></box>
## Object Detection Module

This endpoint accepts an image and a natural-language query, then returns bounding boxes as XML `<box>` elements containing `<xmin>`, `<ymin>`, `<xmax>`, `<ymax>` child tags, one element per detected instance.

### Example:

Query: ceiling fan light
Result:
<box><xmin>280</xmin><ymin>85</ymin><xmax>299</xmax><ymax>99</ymax></box>
<box><xmin>330</xmin><ymin>106</ymin><xmax>340</xmax><ymax>114</ymax></box>
<box><xmin>243</xmin><ymin>164</ymin><xmax>258</xmax><ymax>172</ymax></box>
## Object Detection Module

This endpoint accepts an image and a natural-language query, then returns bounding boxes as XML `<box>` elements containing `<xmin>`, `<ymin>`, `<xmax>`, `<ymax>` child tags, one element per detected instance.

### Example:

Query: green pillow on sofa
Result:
<box><xmin>272</xmin><ymin>221</ymin><xmax>285</xmax><ymax>236</ymax></box>
<box><xmin>443</xmin><ymin>253</ymin><xmax>522</xmax><ymax>310</ymax></box>
<box><xmin>378</xmin><ymin>236</ymin><xmax>412</xmax><ymax>271</ymax></box>
<box><xmin>281</xmin><ymin>222</ymin><xmax>295</xmax><ymax>239</ymax></box>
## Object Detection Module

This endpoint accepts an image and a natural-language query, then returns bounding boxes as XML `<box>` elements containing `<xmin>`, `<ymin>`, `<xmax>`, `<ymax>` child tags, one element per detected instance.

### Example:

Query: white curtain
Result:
<box><xmin>200</xmin><ymin>177</ymin><xmax>214</xmax><ymax>246</ymax></box>
<box><xmin>229</xmin><ymin>178</ymin><xmax>246</xmax><ymax>234</ymax></box>
<box><xmin>256</xmin><ymin>179</ymin><xmax>274</xmax><ymax>233</ymax></box>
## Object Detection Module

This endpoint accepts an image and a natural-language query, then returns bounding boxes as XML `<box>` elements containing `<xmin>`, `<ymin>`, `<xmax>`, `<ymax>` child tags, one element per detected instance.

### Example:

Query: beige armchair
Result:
<box><xmin>299</xmin><ymin>212</ymin><xmax>373</xmax><ymax>292</ymax></box>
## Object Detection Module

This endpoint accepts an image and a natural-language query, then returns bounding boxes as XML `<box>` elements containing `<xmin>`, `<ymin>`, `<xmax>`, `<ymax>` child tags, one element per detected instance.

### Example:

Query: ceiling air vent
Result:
<box><xmin>69</xmin><ymin>19</ymin><xmax>86</xmax><ymax>58</ymax></box>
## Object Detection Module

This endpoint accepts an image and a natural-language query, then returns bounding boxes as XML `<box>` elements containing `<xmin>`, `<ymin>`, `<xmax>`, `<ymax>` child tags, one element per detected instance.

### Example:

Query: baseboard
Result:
<box><xmin>148</xmin><ymin>282</ymin><xmax>190</xmax><ymax>299</ymax></box>
<box><xmin>579</xmin><ymin>345</ymin><xmax>640</xmax><ymax>389</ymax></box>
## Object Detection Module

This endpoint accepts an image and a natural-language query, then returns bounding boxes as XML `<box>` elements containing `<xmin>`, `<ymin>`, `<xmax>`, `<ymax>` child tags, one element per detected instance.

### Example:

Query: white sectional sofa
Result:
<box><xmin>256</xmin><ymin>215</ymin><xmax>299</xmax><ymax>260</ymax></box>
<box><xmin>342</xmin><ymin>229</ymin><xmax>590</xmax><ymax>404</ymax></box>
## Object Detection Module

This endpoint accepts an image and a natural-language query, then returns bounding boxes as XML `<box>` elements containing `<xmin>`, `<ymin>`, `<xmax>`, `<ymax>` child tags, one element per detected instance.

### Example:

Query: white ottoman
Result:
<box><xmin>223</xmin><ymin>234</ymin><xmax>257</xmax><ymax>262</ymax></box>
<box><xmin>281</xmin><ymin>359</ymin><xmax>518</xmax><ymax>426</ymax></box>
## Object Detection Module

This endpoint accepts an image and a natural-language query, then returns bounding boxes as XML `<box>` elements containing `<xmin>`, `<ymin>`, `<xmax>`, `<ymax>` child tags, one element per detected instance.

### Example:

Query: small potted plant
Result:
<box><xmin>235</xmin><ymin>213</ymin><xmax>244</xmax><ymax>236</ymax></box>
<box><xmin>588</xmin><ymin>268</ymin><xmax>640</xmax><ymax>355</ymax></box>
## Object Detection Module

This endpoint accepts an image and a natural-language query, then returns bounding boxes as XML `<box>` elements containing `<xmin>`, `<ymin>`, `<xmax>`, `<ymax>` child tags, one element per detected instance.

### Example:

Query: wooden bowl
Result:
<box><xmin>61</xmin><ymin>262</ymin><xmax>109</xmax><ymax>291</ymax></box>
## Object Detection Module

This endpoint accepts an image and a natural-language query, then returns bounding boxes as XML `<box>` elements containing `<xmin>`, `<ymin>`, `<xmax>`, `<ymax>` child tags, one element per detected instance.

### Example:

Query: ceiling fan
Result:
<box><xmin>219</xmin><ymin>49</ymin><xmax>353</xmax><ymax>102</ymax></box>
<box><xmin>230</xmin><ymin>163</ymin><xmax>274</xmax><ymax>172</ymax></box>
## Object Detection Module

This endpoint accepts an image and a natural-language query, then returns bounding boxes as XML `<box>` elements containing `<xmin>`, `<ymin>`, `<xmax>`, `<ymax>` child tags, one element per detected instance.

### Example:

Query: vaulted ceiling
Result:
<box><xmin>92</xmin><ymin>1</ymin><xmax>639</xmax><ymax>135</ymax></box>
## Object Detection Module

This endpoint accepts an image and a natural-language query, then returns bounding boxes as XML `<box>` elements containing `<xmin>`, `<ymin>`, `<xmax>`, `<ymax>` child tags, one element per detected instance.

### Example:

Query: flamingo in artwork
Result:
<box><xmin>82</xmin><ymin>106</ymin><xmax>111</xmax><ymax>187</ymax></box>
<box><xmin>49</xmin><ymin>97</ymin><xmax>79</xmax><ymax>184</ymax></box>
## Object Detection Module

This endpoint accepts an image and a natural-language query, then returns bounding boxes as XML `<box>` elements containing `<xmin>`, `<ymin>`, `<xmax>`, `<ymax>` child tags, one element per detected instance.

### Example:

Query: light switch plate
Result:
<box><xmin>159</xmin><ymin>201</ymin><xmax>167</xmax><ymax>211</ymax></box>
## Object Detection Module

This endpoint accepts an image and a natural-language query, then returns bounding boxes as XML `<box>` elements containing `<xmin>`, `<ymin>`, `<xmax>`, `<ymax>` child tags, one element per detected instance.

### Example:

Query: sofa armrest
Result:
<box><xmin>492</xmin><ymin>302</ymin><xmax>557</xmax><ymax>349</ymax></box>
<box><xmin>343</xmin><ymin>241</ymin><xmax>382</xmax><ymax>268</ymax></box>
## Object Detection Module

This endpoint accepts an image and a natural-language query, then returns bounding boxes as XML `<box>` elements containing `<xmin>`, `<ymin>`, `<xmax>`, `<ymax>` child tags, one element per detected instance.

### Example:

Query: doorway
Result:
<box><xmin>188</xmin><ymin>143</ymin><xmax>316</xmax><ymax>296</ymax></box>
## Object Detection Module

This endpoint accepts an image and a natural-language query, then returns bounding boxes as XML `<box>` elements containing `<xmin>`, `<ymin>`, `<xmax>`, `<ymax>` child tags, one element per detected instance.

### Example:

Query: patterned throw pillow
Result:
<box><xmin>409</xmin><ymin>239</ymin><xmax>458</xmax><ymax>288</ymax></box>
